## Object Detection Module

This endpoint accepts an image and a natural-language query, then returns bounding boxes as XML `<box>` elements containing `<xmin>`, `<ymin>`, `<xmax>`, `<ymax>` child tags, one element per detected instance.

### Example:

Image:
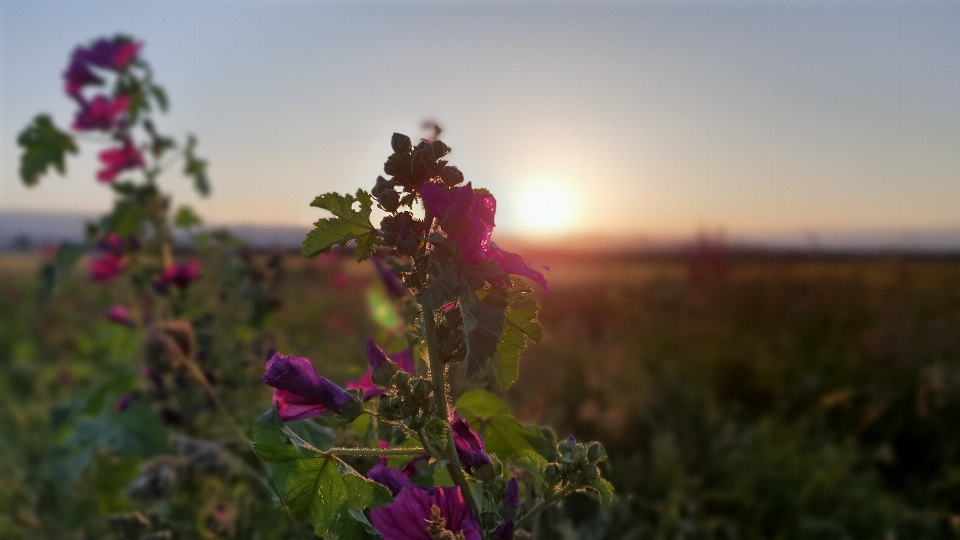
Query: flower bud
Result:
<box><xmin>475</xmin><ymin>463</ymin><xmax>496</xmax><ymax>483</ymax></box>
<box><xmin>587</xmin><ymin>442</ymin><xmax>607</xmax><ymax>463</ymax></box>
<box><xmin>371</xmin><ymin>361</ymin><xmax>398</xmax><ymax>387</ymax></box>
<box><xmin>582</xmin><ymin>463</ymin><xmax>600</xmax><ymax>481</ymax></box>
<box><xmin>391</xmin><ymin>371</ymin><xmax>411</xmax><ymax>387</ymax></box>
<box><xmin>391</xmin><ymin>133</ymin><xmax>412</xmax><ymax>154</ymax></box>
<box><xmin>558</xmin><ymin>435</ymin><xmax>576</xmax><ymax>455</ymax></box>
<box><xmin>544</xmin><ymin>463</ymin><xmax>561</xmax><ymax>485</ymax></box>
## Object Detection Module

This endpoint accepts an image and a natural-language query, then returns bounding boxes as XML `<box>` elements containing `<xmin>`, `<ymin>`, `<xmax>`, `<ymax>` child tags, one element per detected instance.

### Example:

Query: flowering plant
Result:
<box><xmin>253</xmin><ymin>132</ymin><xmax>613</xmax><ymax>539</ymax></box>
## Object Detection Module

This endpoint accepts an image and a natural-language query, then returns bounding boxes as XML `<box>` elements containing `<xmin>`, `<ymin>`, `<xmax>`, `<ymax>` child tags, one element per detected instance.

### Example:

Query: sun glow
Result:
<box><xmin>515</xmin><ymin>181</ymin><xmax>576</xmax><ymax>235</ymax></box>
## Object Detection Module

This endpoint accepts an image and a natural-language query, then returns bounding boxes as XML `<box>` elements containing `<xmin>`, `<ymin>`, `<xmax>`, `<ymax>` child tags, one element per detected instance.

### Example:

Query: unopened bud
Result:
<box><xmin>391</xmin><ymin>371</ymin><xmax>411</xmax><ymax>387</ymax></box>
<box><xmin>582</xmin><ymin>463</ymin><xmax>600</xmax><ymax>481</ymax></box>
<box><xmin>544</xmin><ymin>463</ymin><xmax>561</xmax><ymax>485</ymax></box>
<box><xmin>371</xmin><ymin>361</ymin><xmax>398</xmax><ymax>387</ymax></box>
<box><xmin>558</xmin><ymin>435</ymin><xmax>576</xmax><ymax>454</ymax></box>
<box><xmin>475</xmin><ymin>464</ymin><xmax>496</xmax><ymax>483</ymax></box>
<box><xmin>587</xmin><ymin>442</ymin><xmax>607</xmax><ymax>463</ymax></box>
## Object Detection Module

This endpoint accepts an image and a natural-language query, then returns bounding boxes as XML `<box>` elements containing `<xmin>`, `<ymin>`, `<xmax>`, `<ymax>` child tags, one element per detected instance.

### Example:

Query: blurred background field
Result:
<box><xmin>4</xmin><ymin>248</ymin><xmax>960</xmax><ymax>538</ymax></box>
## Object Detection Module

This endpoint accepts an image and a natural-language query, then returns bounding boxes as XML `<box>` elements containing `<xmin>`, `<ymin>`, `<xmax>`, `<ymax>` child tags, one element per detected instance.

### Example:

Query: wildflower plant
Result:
<box><xmin>253</xmin><ymin>132</ymin><xmax>613</xmax><ymax>539</ymax></box>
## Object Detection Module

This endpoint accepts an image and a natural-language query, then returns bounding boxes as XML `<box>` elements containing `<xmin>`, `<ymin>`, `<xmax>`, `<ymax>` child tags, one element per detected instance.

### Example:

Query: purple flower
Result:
<box><xmin>63</xmin><ymin>48</ymin><xmax>103</xmax><ymax>96</ymax></box>
<box><xmin>374</xmin><ymin>257</ymin><xmax>407</xmax><ymax>298</ymax></box>
<box><xmin>348</xmin><ymin>339</ymin><xmax>415</xmax><ymax>400</ymax></box>
<box><xmin>370</xmin><ymin>486</ymin><xmax>481</xmax><ymax>540</ymax></box>
<box><xmin>115</xmin><ymin>393</ymin><xmax>138</xmax><ymax>413</ymax></box>
<box><xmin>160</xmin><ymin>260</ymin><xmax>201</xmax><ymax>290</ymax></box>
<box><xmin>107</xmin><ymin>304</ymin><xmax>134</xmax><ymax>327</ymax></box>
<box><xmin>98</xmin><ymin>233</ymin><xmax>126</xmax><ymax>256</ymax></box>
<box><xmin>73</xmin><ymin>95</ymin><xmax>129</xmax><ymax>131</ymax></box>
<box><xmin>450</xmin><ymin>410</ymin><xmax>491</xmax><ymax>473</ymax></box>
<box><xmin>503</xmin><ymin>477</ymin><xmax>519</xmax><ymax>509</ymax></box>
<box><xmin>367</xmin><ymin>461</ymin><xmax>413</xmax><ymax>496</ymax></box>
<box><xmin>421</xmin><ymin>182</ymin><xmax>547</xmax><ymax>290</ymax></box>
<box><xmin>89</xmin><ymin>253</ymin><xmax>126</xmax><ymax>283</ymax></box>
<box><xmin>495</xmin><ymin>521</ymin><xmax>515</xmax><ymax>540</ymax></box>
<box><xmin>263</xmin><ymin>353</ymin><xmax>356</xmax><ymax>421</ymax></box>
<box><xmin>97</xmin><ymin>137</ymin><xmax>144</xmax><ymax>183</ymax></box>
<box><xmin>85</xmin><ymin>37</ymin><xmax>141</xmax><ymax>71</ymax></box>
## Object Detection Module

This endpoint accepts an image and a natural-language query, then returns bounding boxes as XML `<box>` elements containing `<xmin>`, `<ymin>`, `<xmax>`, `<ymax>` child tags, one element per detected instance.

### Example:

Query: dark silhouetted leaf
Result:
<box><xmin>18</xmin><ymin>115</ymin><xmax>77</xmax><ymax>186</ymax></box>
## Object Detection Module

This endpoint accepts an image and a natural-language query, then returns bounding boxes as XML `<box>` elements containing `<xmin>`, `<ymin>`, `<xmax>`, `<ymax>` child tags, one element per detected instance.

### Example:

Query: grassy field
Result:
<box><xmin>3</xmin><ymin>251</ymin><xmax>960</xmax><ymax>538</ymax></box>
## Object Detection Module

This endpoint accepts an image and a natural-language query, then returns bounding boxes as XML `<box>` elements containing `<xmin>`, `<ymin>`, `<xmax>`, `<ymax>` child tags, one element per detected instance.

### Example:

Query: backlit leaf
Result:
<box><xmin>303</xmin><ymin>190</ymin><xmax>381</xmax><ymax>261</ymax></box>
<box><xmin>17</xmin><ymin>115</ymin><xmax>77</xmax><ymax>186</ymax></box>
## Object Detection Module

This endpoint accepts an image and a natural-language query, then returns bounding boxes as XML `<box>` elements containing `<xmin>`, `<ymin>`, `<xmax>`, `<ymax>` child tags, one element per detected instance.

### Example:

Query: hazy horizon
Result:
<box><xmin>2</xmin><ymin>0</ymin><xmax>959</xmax><ymax>241</ymax></box>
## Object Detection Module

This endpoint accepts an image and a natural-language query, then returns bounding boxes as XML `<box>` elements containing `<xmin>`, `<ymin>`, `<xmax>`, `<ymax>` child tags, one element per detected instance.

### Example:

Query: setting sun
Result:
<box><xmin>515</xmin><ymin>181</ymin><xmax>576</xmax><ymax>235</ymax></box>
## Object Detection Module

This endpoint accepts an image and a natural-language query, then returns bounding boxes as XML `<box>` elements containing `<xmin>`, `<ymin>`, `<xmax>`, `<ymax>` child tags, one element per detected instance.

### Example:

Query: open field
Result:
<box><xmin>3</xmin><ymin>251</ymin><xmax>960</xmax><ymax>538</ymax></box>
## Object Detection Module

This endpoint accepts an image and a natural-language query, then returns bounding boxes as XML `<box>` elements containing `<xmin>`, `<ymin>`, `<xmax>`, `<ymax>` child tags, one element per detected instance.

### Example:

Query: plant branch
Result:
<box><xmin>324</xmin><ymin>447</ymin><xmax>426</xmax><ymax>457</ymax></box>
<box><xmin>421</xmin><ymin>306</ymin><xmax>482</xmax><ymax>516</ymax></box>
<box><xmin>514</xmin><ymin>483</ymin><xmax>578</xmax><ymax>530</ymax></box>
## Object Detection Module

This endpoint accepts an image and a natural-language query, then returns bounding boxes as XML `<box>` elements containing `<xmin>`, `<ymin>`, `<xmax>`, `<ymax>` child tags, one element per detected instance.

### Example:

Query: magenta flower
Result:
<box><xmin>263</xmin><ymin>353</ymin><xmax>356</xmax><ymax>421</ymax></box>
<box><xmin>348</xmin><ymin>339</ymin><xmax>415</xmax><ymax>400</ymax></box>
<box><xmin>106</xmin><ymin>304</ymin><xmax>134</xmax><ymax>327</ymax></box>
<box><xmin>97</xmin><ymin>137</ymin><xmax>144</xmax><ymax>183</ymax></box>
<box><xmin>73</xmin><ymin>95</ymin><xmax>129</xmax><ymax>131</ymax></box>
<box><xmin>421</xmin><ymin>182</ymin><xmax>547</xmax><ymax>290</ymax></box>
<box><xmin>85</xmin><ymin>37</ymin><xmax>141</xmax><ymax>71</ymax></box>
<box><xmin>370</xmin><ymin>486</ymin><xmax>482</xmax><ymax>540</ymax></box>
<box><xmin>89</xmin><ymin>253</ymin><xmax>126</xmax><ymax>283</ymax></box>
<box><xmin>374</xmin><ymin>257</ymin><xmax>407</xmax><ymax>298</ymax></box>
<box><xmin>160</xmin><ymin>260</ymin><xmax>201</xmax><ymax>290</ymax></box>
<box><xmin>450</xmin><ymin>410</ymin><xmax>491</xmax><ymax>473</ymax></box>
<box><xmin>98</xmin><ymin>232</ymin><xmax>126</xmax><ymax>255</ymax></box>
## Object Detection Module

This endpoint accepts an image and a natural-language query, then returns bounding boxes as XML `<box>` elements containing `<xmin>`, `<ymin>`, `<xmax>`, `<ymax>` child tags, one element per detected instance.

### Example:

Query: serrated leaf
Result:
<box><xmin>18</xmin><ymin>115</ymin><xmax>77</xmax><ymax>186</ymax></box>
<box><xmin>493</xmin><ymin>280</ymin><xmax>542</xmax><ymax>388</ymax></box>
<box><xmin>150</xmin><ymin>85</ymin><xmax>168</xmax><ymax>112</ymax></box>
<box><xmin>456</xmin><ymin>389</ymin><xmax>511</xmax><ymax>418</ymax></box>
<box><xmin>587</xmin><ymin>477</ymin><xmax>615</xmax><ymax>508</ymax></box>
<box><xmin>460</xmin><ymin>288</ymin><xmax>506</xmax><ymax>375</ymax></box>
<box><xmin>302</xmin><ymin>190</ymin><xmax>380</xmax><ymax>260</ymax></box>
<box><xmin>252</xmin><ymin>408</ymin><xmax>393</xmax><ymax>537</ymax></box>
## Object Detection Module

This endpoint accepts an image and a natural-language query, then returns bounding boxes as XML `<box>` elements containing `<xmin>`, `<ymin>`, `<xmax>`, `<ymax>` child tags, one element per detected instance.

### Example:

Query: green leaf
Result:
<box><xmin>149</xmin><ymin>85</ymin><xmax>169</xmax><ymax>112</ymax></box>
<box><xmin>252</xmin><ymin>408</ymin><xmax>393</xmax><ymax>537</ymax></box>
<box><xmin>587</xmin><ymin>477</ymin><xmax>615</xmax><ymax>508</ymax></box>
<box><xmin>302</xmin><ymin>190</ymin><xmax>381</xmax><ymax>261</ymax></box>
<box><xmin>173</xmin><ymin>205</ymin><xmax>202</xmax><ymax>228</ymax></box>
<box><xmin>460</xmin><ymin>288</ymin><xmax>507</xmax><ymax>375</ymax></box>
<box><xmin>17</xmin><ymin>115</ymin><xmax>77</xmax><ymax>186</ymax></box>
<box><xmin>40</xmin><ymin>242</ymin><xmax>85</xmax><ymax>293</ymax></box>
<box><xmin>455</xmin><ymin>391</ymin><xmax>547</xmax><ymax>461</ymax></box>
<box><xmin>493</xmin><ymin>280</ymin><xmax>542</xmax><ymax>388</ymax></box>
<box><xmin>184</xmin><ymin>134</ymin><xmax>210</xmax><ymax>196</ymax></box>
<box><xmin>456</xmin><ymin>389</ymin><xmax>511</xmax><ymax>417</ymax></box>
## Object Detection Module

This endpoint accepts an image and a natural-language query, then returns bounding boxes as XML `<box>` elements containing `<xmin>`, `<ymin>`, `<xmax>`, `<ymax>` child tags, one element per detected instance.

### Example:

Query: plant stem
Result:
<box><xmin>421</xmin><ymin>307</ymin><xmax>482</xmax><ymax>516</ymax></box>
<box><xmin>324</xmin><ymin>447</ymin><xmax>426</xmax><ymax>457</ymax></box>
<box><xmin>514</xmin><ymin>483</ymin><xmax>578</xmax><ymax>530</ymax></box>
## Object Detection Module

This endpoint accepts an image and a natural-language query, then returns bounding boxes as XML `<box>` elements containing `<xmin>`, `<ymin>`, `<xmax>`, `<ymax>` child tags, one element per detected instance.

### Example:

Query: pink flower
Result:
<box><xmin>97</xmin><ymin>137</ymin><xmax>144</xmax><ymax>183</ymax></box>
<box><xmin>89</xmin><ymin>253</ymin><xmax>126</xmax><ymax>283</ymax></box>
<box><xmin>263</xmin><ymin>353</ymin><xmax>360</xmax><ymax>421</ymax></box>
<box><xmin>370</xmin><ymin>486</ymin><xmax>482</xmax><ymax>540</ymax></box>
<box><xmin>421</xmin><ymin>182</ymin><xmax>547</xmax><ymax>290</ymax></box>
<box><xmin>106</xmin><ymin>304</ymin><xmax>133</xmax><ymax>327</ymax></box>
<box><xmin>73</xmin><ymin>95</ymin><xmax>129</xmax><ymax>131</ymax></box>
<box><xmin>160</xmin><ymin>260</ymin><xmax>200</xmax><ymax>289</ymax></box>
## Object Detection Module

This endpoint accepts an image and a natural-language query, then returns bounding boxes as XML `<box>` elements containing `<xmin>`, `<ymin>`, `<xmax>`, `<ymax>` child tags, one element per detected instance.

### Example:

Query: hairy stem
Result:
<box><xmin>324</xmin><ymin>447</ymin><xmax>426</xmax><ymax>457</ymax></box>
<box><xmin>421</xmin><ymin>307</ymin><xmax>482</xmax><ymax>516</ymax></box>
<box><xmin>514</xmin><ymin>483</ymin><xmax>577</xmax><ymax>529</ymax></box>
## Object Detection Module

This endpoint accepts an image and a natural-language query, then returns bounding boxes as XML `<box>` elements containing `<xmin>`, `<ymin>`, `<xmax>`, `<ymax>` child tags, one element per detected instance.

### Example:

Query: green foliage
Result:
<box><xmin>39</xmin><ymin>242</ymin><xmax>85</xmax><ymax>294</ymax></box>
<box><xmin>492</xmin><ymin>279</ymin><xmax>542</xmax><ymax>388</ymax></box>
<box><xmin>17</xmin><ymin>115</ymin><xmax>77</xmax><ymax>186</ymax></box>
<box><xmin>460</xmin><ymin>289</ymin><xmax>507</xmax><ymax>376</ymax></box>
<box><xmin>455</xmin><ymin>390</ymin><xmax>547</xmax><ymax>460</ymax></box>
<box><xmin>174</xmin><ymin>205</ymin><xmax>203</xmax><ymax>229</ymax></box>
<box><xmin>184</xmin><ymin>134</ymin><xmax>210</xmax><ymax>196</ymax></box>
<box><xmin>302</xmin><ymin>190</ymin><xmax>381</xmax><ymax>262</ymax></box>
<box><xmin>251</xmin><ymin>408</ymin><xmax>392</xmax><ymax>538</ymax></box>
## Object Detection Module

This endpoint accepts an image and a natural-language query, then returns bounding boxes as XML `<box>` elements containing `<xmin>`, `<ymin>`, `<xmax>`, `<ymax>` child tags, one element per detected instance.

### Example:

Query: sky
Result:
<box><xmin>1</xmin><ymin>0</ymin><xmax>959</xmax><ymax>242</ymax></box>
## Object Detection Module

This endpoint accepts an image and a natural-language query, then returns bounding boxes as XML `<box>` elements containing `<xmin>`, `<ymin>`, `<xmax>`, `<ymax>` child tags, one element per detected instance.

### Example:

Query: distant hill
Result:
<box><xmin>1</xmin><ymin>210</ymin><xmax>959</xmax><ymax>254</ymax></box>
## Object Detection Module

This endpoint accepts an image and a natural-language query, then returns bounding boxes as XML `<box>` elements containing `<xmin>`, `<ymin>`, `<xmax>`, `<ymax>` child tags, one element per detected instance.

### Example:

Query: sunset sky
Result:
<box><xmin>1</xmin><ymin>0</ymin><xmax>958</xmax><ymax>242</ymax></box>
